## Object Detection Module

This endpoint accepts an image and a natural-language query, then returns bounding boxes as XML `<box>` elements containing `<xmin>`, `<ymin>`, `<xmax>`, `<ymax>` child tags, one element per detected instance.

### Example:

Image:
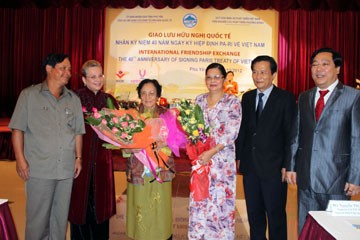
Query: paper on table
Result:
<box><xmin>326</xmin><ymin>200</ymin><xmax>360</xmax><ymax>216</ymax></box>
<box><xmin>309</xmin><ymin>211</ymin><xmax>360</xmax><ymax>239</ymax></box>
<box><xmin>0</xmin><ymin>199</ymin><xmax>8</xmax><ymax>205</ymax></box>
<box><xmin>349</xmin><ymin>223</ymin><xmax>360</xmax><ymax>230</ymax></box>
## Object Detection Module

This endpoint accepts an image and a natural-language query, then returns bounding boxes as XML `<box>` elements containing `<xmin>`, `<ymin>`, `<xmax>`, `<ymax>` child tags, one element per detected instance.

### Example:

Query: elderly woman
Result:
<box><xmin>68</xmin><ymin>60</ymin><xmax>118</xmax><ymax>239</ymax></box>
<box><xmin>188</xmin><ymin>63</ymin><xmax>242</xmax><ymax>239</ymax></box>
<box><xmin>125</xmin><ymin>79</ymin><xmax>175</xmax><ymax>240</ymax></box>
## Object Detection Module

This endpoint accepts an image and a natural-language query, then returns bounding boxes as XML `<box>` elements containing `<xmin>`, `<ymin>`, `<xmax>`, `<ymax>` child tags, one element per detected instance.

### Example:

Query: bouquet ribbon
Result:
<box><xmin>190</xmin><ymin>160</ymin><xmax>212</xmax><ymax>201</ymax></box>
<box><xmin>186</xmin><ymin>137</ymin><xmax>216</xmax><ymax>201</ymax></box>
<box><xmin>135</xmin><ymin>149</ymin><xmax>163</xmax><ymax>183</ymax></box>
<box><xmin>93</xmin><ymin>124</ymin><xmax>171</xmax><ymax>181</ymax></box>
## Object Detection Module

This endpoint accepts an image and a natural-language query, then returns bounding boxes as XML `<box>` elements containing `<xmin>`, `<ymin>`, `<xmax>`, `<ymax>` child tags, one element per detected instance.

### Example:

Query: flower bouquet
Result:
<box><xmin>176</xmin><ymin>99</ymin><xmax>215</xmax><ymax>201</ymax></box>
<box><xmin>85</xmin><ymin>107</ymin><xmax>145</xmax><ymax>146</ymax></box>
<box><xmin>84</xmin><ymin>107</ymin><xmax>173</xmax><ymax>182</ymax></box>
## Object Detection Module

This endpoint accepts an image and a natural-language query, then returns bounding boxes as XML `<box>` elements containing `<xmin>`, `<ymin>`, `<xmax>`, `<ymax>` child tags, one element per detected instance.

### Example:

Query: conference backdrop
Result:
<box><xmin>105</xmin><ymin>7</ymin><xmax>278</xmax><ymax>101</ymax></box>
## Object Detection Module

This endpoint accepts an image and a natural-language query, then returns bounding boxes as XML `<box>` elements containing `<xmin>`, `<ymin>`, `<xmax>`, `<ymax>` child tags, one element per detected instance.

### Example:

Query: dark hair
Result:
<box><xmin>251</xmin><ymin>55</ymin><xmax>277</xmax><ymax>74</ymax></box>
<box><xmin>205</xmin><ymin>63</ymin><xmax>226</xmax><ymax>77</ymax></box>
<box><xmin>136</xmin><ymin>79</ymin><xmax>162</xmax><ymax>98</ymax></box>
<box><xmin>42</xmin><ymin>53</ymin><xmax>69</xmax><ymax>78</ymax></box>
<box><xmin>310</xmin><ymin>47</ymin><xmax>342</xmax><ymax>67</ymax></box>
<box><xmin>226</xmin><ymin>71</ymin><xmax>234</xmax><ymax>76</ymax></box>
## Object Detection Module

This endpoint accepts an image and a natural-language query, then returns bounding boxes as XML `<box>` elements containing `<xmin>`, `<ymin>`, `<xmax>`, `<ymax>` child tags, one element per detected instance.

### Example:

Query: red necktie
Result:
<box><xmin>315</xmin><ymin>90</ymin><xmax>329</xmax><ymax>122</ymax></box>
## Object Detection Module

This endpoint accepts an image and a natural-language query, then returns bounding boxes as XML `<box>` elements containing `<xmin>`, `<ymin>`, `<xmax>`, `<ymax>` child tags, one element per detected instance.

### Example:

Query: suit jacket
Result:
<box><xmin>287</xmin><ymin>82</ymin><xmax>360</xmax><ymax>194</ymax></box>
<box><xmin>236</xmin><ymin>86</ymin><xmax>296</xmax><ymax>179</ymax></box>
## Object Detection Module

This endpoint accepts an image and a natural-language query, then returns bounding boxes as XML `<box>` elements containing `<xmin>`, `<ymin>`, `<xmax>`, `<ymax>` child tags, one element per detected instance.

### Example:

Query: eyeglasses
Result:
<box><xmin>206</xmin><ymin>74</ymin><xmax>224</xmax><ymax>81</ymax></box>
<box><xmin>86</xmin><ymin>74</ymin><xmax>104</xmax><ymax>80</ymax></box>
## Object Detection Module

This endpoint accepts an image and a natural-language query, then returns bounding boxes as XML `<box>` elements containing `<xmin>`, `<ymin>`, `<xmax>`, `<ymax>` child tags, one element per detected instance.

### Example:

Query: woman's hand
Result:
<box><xmin>198</xmin><ymin>144</ymin><xmax>223</xmax><ymax>165</ymax></box>
<box><xmin>198</xmin><ymin>150</ymin><xmax>213</xmax><ymax>165</ymax></box>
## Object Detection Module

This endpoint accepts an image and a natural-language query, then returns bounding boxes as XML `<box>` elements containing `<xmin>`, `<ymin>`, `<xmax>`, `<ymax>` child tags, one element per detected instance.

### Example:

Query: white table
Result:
<box><xmin>301</xmin><ymin>211</ymin><xmax>360</xmax><ymax>240</ymax></box>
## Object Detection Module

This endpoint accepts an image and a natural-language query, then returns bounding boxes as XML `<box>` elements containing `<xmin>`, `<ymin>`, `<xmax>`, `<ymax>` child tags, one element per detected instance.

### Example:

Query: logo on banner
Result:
<box><xmin>116</xmin><ymin>70</ymin><xmax>127</xmax><ymax>79</ymax></box>
<box><xmin>183</xmin><ymin>13</ymin><xmax>197</xmax><ymax>28</ymax></box>
<box><xmin>138</xmin><ymin>69</ymin><xmax>146</xmax><ymax>79</ymax></box>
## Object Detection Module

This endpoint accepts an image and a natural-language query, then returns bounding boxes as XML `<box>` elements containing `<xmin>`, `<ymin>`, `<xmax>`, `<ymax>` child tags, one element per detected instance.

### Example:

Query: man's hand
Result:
<box><xmin>281</xmin><ymin>168</ymin><xmax>286</xmax><ymax>182</ymax></box>
<box><xmin>16</xmin><ymin>158</ymin><xmax>29</xmax><ymax>181</ymax></box>
<box><xmin>12</xmin><ymin>129</ymin><xmax>29</xmax><ymax>181</ymax></box>
<box><xmin>344</xmin><ymin>183</ymin><xmax>360</xmax><ymax>196</ymax></box>
<box><xmin>74</xmin><ymin>158</ymin><xmax>82</xmax><ymax>178</ymax></box>
<box><xmin>285</xmin><ymin>171</ymin><xmax>297</xmax><ymax>185</ymax></box>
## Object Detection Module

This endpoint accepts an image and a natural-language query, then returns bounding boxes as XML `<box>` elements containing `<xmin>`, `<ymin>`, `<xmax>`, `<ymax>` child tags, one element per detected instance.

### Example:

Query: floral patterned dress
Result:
<box><xmin>188</xmin><ymin>93</ymin><xmax>242</xmax><ymax>240</ymax></box>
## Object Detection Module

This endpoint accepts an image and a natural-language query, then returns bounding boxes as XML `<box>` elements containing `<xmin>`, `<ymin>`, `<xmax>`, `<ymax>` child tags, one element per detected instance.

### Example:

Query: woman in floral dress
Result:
<box><xmin>188</xmin><ymin>63</ymin><xmax>242</xmax><ymax>239</ymax></box>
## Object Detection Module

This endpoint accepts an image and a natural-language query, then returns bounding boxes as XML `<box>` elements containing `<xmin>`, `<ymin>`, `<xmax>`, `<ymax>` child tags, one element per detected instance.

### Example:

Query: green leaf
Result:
<box><xmin>106</xmin><ymin>97</ymin><xmax>115</xmax><ymax>109</ymax></box>
<box><xmin>127</xmin><ymin>114</ymin><xmax>134</xmax><ymax>121</ymax></box>
<box><xmin>85</xmin><ymin>117</ymin><xmax>102</xmax><ymax>126</ymax></box>
<box><xmin>102</xmin><ymin>143</ymin><xmax>120</xmax><ymax>149</ymax></box>
<box><xmin>194</xmin><ymin>104</ymin><xmax>205</xmax><ymax>124</ymax></box>
<box><xmin>138</xmin><ymin>119</ymin><xmax>145</xmax><ymax>128</ymax></box>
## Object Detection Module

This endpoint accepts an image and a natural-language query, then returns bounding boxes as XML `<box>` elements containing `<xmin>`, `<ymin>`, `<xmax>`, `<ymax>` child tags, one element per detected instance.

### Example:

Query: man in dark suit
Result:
<box><xmin>236</xmin><ymin>55</ymin><xmax>296</xmax><ymax>240</ymax></box>
<box><xmin>286</xmin><ymin>47</ymin><xmax>360</xmax><ymax>233</ymax></box>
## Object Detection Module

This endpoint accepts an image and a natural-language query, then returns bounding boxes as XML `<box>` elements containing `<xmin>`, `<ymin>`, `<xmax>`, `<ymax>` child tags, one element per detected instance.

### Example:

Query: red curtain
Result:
<box><xmin>1</xmin><ymin>0</ymin><xmax>360</xmax><ymax>10</ymax></box>
<box><xmin>278</xmin><ymin>9</ymin><xmax>360</xmax><ymax>97</ymax></box>
<box><xmin>1</xmin><ymin>1</ymin><xmax>360</xmax><ymax>116</ymax></box>
<box><xmin>0</xmin><ymin>7</ymin><xmax>105</xmax><ymax>116</ymax></box>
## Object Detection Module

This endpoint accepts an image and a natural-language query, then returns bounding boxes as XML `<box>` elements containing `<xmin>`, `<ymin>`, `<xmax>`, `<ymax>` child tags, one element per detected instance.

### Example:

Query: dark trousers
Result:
<box><xmin>243</xmin><ymin>172</ymin><xmax>288</xmax><ymax>240</ymax></box>
<box><xmin>70</xmin><ymin>220</ymin><xmax>109</xmax><ymax>240</ymax></box>
<box><xmin>70</xmin><ymin>172</ymin><xmax>109</xmax><ymax>240</ymax></box>
<box><xmin>298</xmin><ymin>188</ymin><xmax>349</xmax><ymax>235</ymax></box>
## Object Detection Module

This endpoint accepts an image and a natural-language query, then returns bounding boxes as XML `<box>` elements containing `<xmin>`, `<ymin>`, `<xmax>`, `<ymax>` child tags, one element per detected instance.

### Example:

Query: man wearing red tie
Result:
<box><xmin>286</xmin><ymin>47</ymin><xmax>360</xmax><ymax>234</ymax></box>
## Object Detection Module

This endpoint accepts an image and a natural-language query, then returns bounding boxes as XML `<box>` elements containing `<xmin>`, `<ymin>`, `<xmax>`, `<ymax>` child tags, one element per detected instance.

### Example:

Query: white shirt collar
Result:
<box><xmin>256</xmin><ymin>85</ymin><xmax>274</xmax><ymax>106</ymax></box>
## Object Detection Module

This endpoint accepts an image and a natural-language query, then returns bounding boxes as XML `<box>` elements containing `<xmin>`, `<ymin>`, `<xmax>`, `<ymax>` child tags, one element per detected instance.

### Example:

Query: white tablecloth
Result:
<box><xmin>309</xmin><ymin>211</ymin><xmax>360</xmax><ymax>239</ymax></box>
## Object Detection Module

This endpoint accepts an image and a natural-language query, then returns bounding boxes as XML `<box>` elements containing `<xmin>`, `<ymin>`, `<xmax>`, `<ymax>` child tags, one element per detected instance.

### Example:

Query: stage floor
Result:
<box><xmin>5</xmin><ymin>160</ymin><xmax>357</xmax><ymax>239</ymax></box>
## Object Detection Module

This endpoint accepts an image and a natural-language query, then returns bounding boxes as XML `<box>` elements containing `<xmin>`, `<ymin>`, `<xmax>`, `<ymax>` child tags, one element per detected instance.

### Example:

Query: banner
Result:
<box><xmin>105</xmin><ymin>7</ymin><xmax>278</xmax><ymax>101</ymax></box>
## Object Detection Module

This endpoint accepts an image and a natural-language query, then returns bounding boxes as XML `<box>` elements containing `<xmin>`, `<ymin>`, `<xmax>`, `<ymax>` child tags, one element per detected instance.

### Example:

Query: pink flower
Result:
<box><xmin>93</xmin><ymin>112</ymin><xmax>102</xmax><ymax>119</ymax></box>
<box><xmin>129</xmin><ymin>123</ymin><xmax>136</xmax><ymax>128</ymax></box>
<box><xmin>225</xmin><ymin>187</ymin><xmax>233</xmax><ymax>199</ymax></box>
<box><xmin>217</xmin><ymin>124</ymin><xmax>225</xmax><ymax>135</ymax></box>
<box><xmin>111</xmin><ymin>128</ymin><xmax>119</xmax><ymax>133</ymax></box>
<box><xmin>121</xmin><ymin>132</ymin><xmax>128</xmax><ymax>138</ymax></box>
<box><xmin>121</xmin><ymin>122</ymin><xmax>129</xmax><ymax>127</ymax></box>
<box><xmin>92</xmin><ymin>107</ymin><xmax>98</xmax><ymax>113</ymax></box>
<box><xmin>112</xmin><ymin>117</ymin><xmax>119</xmax><ymax>124</ymax></box>
<box><xmin>82</xmin><ymin>106</ymin><xmax>87</xmax><ymax>113</ymax></box>
<box><xmin>101</xmin><ymin>119</ymin><xmax>107</xmax><ymax>125</ymax></box>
